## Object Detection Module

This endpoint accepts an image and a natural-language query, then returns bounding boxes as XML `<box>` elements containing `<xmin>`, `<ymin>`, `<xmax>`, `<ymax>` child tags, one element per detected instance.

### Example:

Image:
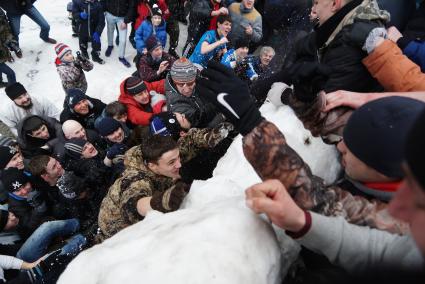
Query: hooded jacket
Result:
<box><xmin>16</xmin><ymin>115</ymin><xmax>63</xmax><ymax>159</ymax></box>
<box><xmin>118</xmin><ymin>78</ymin><xmax>165</xmax><ymax>126</ymax></box>
<box><xmin>165</xmin><ymin>74</ymin><xmax>223</xmax><ymax>128</ymax></box>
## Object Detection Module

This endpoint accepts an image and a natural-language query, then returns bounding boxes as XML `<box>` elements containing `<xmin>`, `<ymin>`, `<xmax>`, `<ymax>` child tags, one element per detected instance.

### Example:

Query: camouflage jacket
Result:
<box><xmin>243</xmin><ymin>120</ymin><xmax>408</xmax><ymax>235</ymax></box>
<box><xmin>97</xmin><ymin>123</ymin><xmax>233</xmax><ymax>241</ymax></box>
<box><xmin>55</xmin><ymin>58</ymin><xmax>93</xmax><ymax>93</ymax></box>
<box><xmin>0</xmin><ymin>10</ymin><xmax>15</xmax><ymax>63</ymax></box>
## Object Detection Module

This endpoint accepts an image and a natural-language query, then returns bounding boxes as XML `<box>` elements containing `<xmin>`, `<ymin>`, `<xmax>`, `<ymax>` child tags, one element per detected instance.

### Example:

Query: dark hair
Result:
<box><xmin>127</xmin><ymin>125</ymin><xmax>151</xmax><ymax>148</ymax></box>
<box><xmin>217</xmin><ymin>14</ymin><xmax>232</xmax><ymax>25</ymax></box>
<box><xmin>28</xmin><ymin>155</ymin><xmax>50</xmax><ymax>176</ymax></box>
<box><xmin>141</xmin><ymin>134</ymin><xmax>178</xmax><ymax>164</ymax></box>
<box><xmin>105</xmin><ymin>101</ymin><xmax>127</xmax><ymax>117</ymax></box>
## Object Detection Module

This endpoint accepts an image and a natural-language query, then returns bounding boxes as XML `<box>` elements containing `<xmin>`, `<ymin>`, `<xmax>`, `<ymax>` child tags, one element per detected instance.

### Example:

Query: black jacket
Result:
<box><xmin>72</xmin><ymin>0</ymin><xmax>105</xmax><ymax>37</ymax></box>
<box><xmin>188</xmin><ymin>0</ymin><xmax>223</xmax><ymax>43</ymax></box>
<box><xmin>103</xmin><ymin>0</ymin><xmax>135</xmax><ymax>24</ymax></box>
<box><xmin>0</xmin><ymin>0</ymin><xmax>35</xmax><ymax>16</ymax></box>
<box><xmin>60</xmin><ymin>97</ymin><xmax>106</xmax><ymax>130</ymax></box>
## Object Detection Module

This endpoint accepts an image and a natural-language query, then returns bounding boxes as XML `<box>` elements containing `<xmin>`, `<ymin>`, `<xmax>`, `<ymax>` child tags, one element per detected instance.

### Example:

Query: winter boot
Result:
<box><xmin>91</xmin><ymin>51</ymin><xmax>105</xmax><ymax>64</ymax></box>
<box><xmin>81</xmin><ymin>49</ymin><xmax>89</xmax><ymax>59</ymax></box>
<box><xmin>105</xmin><ymin>46</ymin><xmax>113</xmax><ymax>57</ymax></box>
<box><xmin>119</xmin><ymin>57</ymin><xmax>131</xmax><ymax>68</ymax></box>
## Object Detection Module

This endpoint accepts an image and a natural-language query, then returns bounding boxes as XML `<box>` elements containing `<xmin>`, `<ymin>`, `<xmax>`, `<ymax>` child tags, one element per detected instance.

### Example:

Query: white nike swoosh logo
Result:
<box><xmin>217</xmin><ymin>93</ymin><xmax>240</xmax><ymax>119</ymax></box>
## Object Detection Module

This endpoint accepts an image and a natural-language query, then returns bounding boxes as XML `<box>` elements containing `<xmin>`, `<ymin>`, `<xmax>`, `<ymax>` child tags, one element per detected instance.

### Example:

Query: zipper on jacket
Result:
<box><xmin>88</xmin><ymin>3</ymin><xmax>91</xmax><ymax>37</ymax></box>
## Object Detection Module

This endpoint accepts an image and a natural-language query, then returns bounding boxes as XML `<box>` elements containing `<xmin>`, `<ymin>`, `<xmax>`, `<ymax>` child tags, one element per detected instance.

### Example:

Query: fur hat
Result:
<box><xmin>55</xmin><ymin>43</ymin><xmax>72</xmax><ymax>60</ymax></box>
<box><xmin>64</xmin><ymin>138</ymin><xmax>87</xmax><ymax>160</ymax></box>
<box><xmin>5</xmin><ymin>82</ymin><xmax>27</xmax><ymax>100</ymax></box>
<box><xmin>0</xmin><ymin>144</ymin><xmax>20</xmax><ymax>169</ymax></box>
<box><xmin>125</xmin><ymin>76</ymin><xmax>147</xmax><ymax>95</ymax></box>
<box><xmin>150</xmin><ymin>112</ymin><xmax>181</xmax><ymax>140</ymax></box>
<box><xmin>343</xmin><ymin>97</ymin><xmax>425</xmax><ymax>178</ymax></box>
<box><xmin>146</xmin><ymin>35</ymin><xmax>162</xmax><ymax>53</ymax></box>
<box><xmin>2</xmin><ymin>168</ymin><xmax>29</xmax><ymax>193</ymax></box>
<box><xmin>95</xmin><ymin>117</ymin><xmax>121</xmax><ymax>137</ymax></box>
<box><xmin>170</xmin><ymin>58</ymin><xmax>197</xmax><ymax>83</ymax></box>
<box><xmin>405</xmin><ymin>109</ymin><xmax>425</xmax><ymax>190</ymax></box>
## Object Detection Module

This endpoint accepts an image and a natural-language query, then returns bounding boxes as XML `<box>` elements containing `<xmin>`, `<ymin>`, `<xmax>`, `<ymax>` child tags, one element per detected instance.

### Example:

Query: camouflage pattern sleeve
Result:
<box><xmin>179</xmin><ymin>122</ymin><xmax>233</xmax><ymax>163</ymax></box>
<box><xmin>120</xmin><ymin>177</ymin><xmax>153</xmax><ymax>225</ymax></box>
<box><xmin>242</xmin><ymin>120</ymin><xmax>408</xmax><ymax>234</ymax></box>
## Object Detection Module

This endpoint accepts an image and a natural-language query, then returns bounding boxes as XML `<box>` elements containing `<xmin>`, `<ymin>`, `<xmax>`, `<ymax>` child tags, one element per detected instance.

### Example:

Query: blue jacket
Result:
<box><xmin>403</xmin><ymin>40</ymin><xmax>425</xmax><ymax>72</ymax></box>
<box><xmin>134</xmin><ymin>19</ymin><xmax>167</xmax><ymax>54</ymax></box>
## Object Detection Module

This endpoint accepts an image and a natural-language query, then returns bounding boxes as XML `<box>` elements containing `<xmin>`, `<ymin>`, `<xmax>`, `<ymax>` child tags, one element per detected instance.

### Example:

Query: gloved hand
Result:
<box><xmin>27</xmin><ymin>191</ymin><xmax>47</xmax><ymax>213</ymax></box>
<box><xmin>150</xmin><ymin>181</ymin><xmax>190</xmax><ymax>213</ymax></box>
<box><xmin>106</xmin><ymin>143</ymin><xmax>127</xmax><ymax>160</ymax></box>
<box><xmin>92</xmin><ymin>32</ymin><xmax>101</xmax><ymax>44</ymax></box>
<box><xmin>290</xmin><ymin>61</ymin><xmax>331</xmax><ymax>103</ymax></box>
<box><xmin>80</xmin><ymin>11</ymin><xmax>88</xmax><ymax>20</ymax></box>
<box><xmin>150</xmin><ymin>91</ymin><xmax>166</xmax><ymax>109</ymax></box>
<box><xmin>196</xmin><ymin>61</ymin><xmax>263</xmax><ymax>136</ymax></box>
<box><xmin>267</xmin><ymin>82</ymin><xmax>293</xmax><ymax>107</ymax></box>
<box><xmin>346</xmin><ymin>20</ymin><xmax>386</xmax><ymax>53</ymax></box>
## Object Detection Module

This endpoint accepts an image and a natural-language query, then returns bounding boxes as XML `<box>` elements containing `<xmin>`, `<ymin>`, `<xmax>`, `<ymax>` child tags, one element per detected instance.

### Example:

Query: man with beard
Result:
<box><xmin>136</xmin><ymin>35</ymin><xmax>176</xmax><ymax>82</ymax></box>
<box><xmin>0</xmin><ymin>82</ymin><xmax>60</xmax><ymax>136</ymax></box>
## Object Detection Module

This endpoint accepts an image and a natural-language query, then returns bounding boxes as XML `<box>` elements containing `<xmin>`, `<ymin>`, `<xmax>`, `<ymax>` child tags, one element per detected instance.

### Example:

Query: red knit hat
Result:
<box><xmin>55</xmin><ymin>43</ymin><xmax>72</xmax><ymax>60</ymax></box>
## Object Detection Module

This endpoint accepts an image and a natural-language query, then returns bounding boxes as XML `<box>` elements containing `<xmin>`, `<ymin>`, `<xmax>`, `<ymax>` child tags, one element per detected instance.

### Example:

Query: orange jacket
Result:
<box><xmin>362</xmin><ymin>40</ymin><xmax>425</xmax><ymax>92</ymax></box>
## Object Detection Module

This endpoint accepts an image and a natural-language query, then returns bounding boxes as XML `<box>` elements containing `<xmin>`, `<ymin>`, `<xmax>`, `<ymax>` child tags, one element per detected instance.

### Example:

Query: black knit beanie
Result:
<box><xmin>2</xmin><ymin>168</ymin><xmax>29</xmax><ymax>192</ymax></box>
<box><xmin>405</xmin><ymin>109</ymin><xmax>425</xmax><ymax>190</ymax></box>
<box><xmin>64</xmin><ymin>138</ymin><xmax>87</xmax><ymax>160</ymax></box>
<box><xmin>0</xmin><ymin>145</ymin><xmax>20</xmax><ymax>169</ymax></box>
<box><xmin>343</xmin><ymin>97</ymin><xmax>425</xmax><ymax>178</ymax></box>
<box><xmin>0</xmin><ymin>210</ymin><xmax>9</xmax><ymax>231</ymax></box>
<box><xmin>150</xmin><ymin>112</ymin><xmax>182</xmax><ymax>140</ymax></box>
<box><xmin>95</xmin><ymin>117</ymin><xmax>122</xmax><ymax>137</ymax></box>
<box><xmin>5</xmin><ymin>82</ymin><xmax>26</xmax><ymax>100</ymax></box>
<box><xmin>125</xmin><ymin>76</ymin><xmax>147</xmax><ymax>95</ymax></box>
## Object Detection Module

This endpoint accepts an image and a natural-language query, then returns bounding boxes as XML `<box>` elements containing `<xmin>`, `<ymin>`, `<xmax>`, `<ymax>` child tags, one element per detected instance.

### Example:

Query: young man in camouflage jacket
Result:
<box><xmin>97</xmin><ymin>120</ymin><xmax>233</xmax><ymax>241</ymax></box>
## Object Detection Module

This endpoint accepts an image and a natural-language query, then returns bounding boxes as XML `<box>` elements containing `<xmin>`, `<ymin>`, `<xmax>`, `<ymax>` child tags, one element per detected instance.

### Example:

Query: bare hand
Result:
<box><xmin>158</xmin><ymin>61</ymin><xmax>169</xmax><ymax>73</ymax></box>
<box><xmin>245</xmin><ymin>180</ymin><xmax>306</xmax><ymax>232</ymax></box>
<box><xmin>387</xmin><ymin>26</ymin><xmax>403</xmax><ymax>43</ymax></box>
<box><xmin>142</xmin><ymin>48</ymin><xmax>147</xmax><ymax>55</ymax></box>
<box><xmin>219</xmin><ymin>7</ymin><xmax>229</xmax><ymax>15</ymax></box>
<box><xmin>21</xmin><ymin>256</ymin><xmax>43</xmax><ymax>270</ymax></box>
<box><xmin>245</xmin><ymin>25</ymin><xmax>253</xmax><ymax>35</ymax></box>
<box><xmin>120</xmin><ymin>22</ymin><xmax>127</xmax><ymax>30</ymax></box>
<box><xmin>324</xmin><ymin>90</ymin><xmax>368</xmax><ymax>112</ymax></box>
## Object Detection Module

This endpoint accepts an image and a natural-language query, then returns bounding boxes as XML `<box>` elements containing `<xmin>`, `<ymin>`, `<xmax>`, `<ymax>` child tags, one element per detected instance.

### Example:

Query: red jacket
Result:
<box><xmin>134</xmin><ymin>0</ymin><xmax>169</xmax><ymax>30</ymax></box>
<box><xmin>118</xmin><ymin>78</ymin><xmax>166</xmax><ymax>126</ymax></box>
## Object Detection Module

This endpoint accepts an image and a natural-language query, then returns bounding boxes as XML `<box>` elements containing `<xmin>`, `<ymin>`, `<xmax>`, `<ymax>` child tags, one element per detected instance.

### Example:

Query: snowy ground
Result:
<box><xmin>4</xmin><ymin>1</ymin><xmax>342</xmax><ymax>283</ymax></box>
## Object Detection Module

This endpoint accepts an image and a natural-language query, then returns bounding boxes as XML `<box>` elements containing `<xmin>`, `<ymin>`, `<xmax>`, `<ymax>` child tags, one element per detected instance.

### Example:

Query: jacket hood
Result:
<box><xmin>17</xmin><ymin>115</ymin><xmax>62</xmax><ymax>148</ymax></box>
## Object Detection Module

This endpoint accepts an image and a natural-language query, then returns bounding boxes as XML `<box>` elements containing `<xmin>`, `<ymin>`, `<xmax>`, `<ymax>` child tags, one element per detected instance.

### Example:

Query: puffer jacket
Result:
<box><xmin>55</xmin><ymin>56</ymin><xmax>93</xmax><ymax>93</ymax></box>
<box><xmin>165</xmin><ymin>74</ymin><xmax>224</xmax><ymax>128</ymax></box>
<box><xmin>133</xmin><ymin>0</ymin><xmax>169</xmax><ymax>30</ymax></box>
<box><xmin>363</xmin><ymin>39</ymin><xmax>425</xmax><ymax>92</ymax></box>
<box><xmin>97</xmin><ymin>124</ymin><xmax>232</xmax><ymax>240</ymax></box>
<box><xmin>103</xmin><ymin>0</ymin><xmax>135</xmax><ymax>23</ymax></box>
<box><xmin>134</xmin><ymin>18</ymin><xmax>167</xmax><ymax>54</ymax></box>
<box><xmin>118</xmin><ymin>77</ymin><xmax>165</xmax><ymax>126</ymax></box>
<box><xmin>242</xmin><ymin>120</ymin><xmax>409</xmax><ymax>235</ymax></box>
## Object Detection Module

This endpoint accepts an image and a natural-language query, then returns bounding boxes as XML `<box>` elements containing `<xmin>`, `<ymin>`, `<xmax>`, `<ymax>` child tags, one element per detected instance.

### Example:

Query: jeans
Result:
<box><xmin>0</xmin><ymin>63</ymin><xmax>16</xmax><ymax>85</ymax></box>
<box><xmin>8</xmin><ymin>6</ymin><xmax>50</xmax><ymax>44</ymax></box>
<box><xmin>16</xmin><ymin>219</ymin><xmax>86</xmax><ymax>262</ymax></box>
<box><xmin>105</xmin><ymin>12</ymin><xmax>127</xmax><ymax>58</ymax></box>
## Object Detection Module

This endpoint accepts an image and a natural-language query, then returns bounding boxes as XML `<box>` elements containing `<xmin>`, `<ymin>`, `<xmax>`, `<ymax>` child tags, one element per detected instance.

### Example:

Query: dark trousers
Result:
<box><xmin>166</xmin><ymin>18</ymin><xmax>180</xmax><ymax>51</ymax></box>
<box><xmin>0</xmin><ymin>63</ymin><xmax>16</xmax><ymax>84</ymax></box>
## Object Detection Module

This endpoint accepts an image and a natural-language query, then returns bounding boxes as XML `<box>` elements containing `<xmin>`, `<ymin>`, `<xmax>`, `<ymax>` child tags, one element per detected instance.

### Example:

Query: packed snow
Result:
<box><xmin>4</xmin><ymin>1</ymin><xmax>342</xmax><ymax>283</ymax></box>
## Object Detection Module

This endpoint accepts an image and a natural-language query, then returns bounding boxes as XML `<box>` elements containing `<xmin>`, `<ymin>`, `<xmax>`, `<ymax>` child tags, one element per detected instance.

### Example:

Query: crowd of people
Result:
<box><xmin>0</xmin><ymin>0</ymin><xmax>424</xmax><ymax>283</ymax></box>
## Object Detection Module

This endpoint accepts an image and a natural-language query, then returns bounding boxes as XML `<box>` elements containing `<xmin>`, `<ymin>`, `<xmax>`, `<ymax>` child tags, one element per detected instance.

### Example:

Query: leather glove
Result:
<box><xmin>80</xmin><ymin>12</ymin><xmax>88</xmax><ymax>20</ymax></box>
<box><xmin>150</xmin><ymin>181</ymin><xmax>190</xmax><ymax>213</ymax></box>
<box><xmin>92</xmin><ymin>32</ymin><xmax>101</xmax><ymax>44</ymax></box>
<box><xmin>27</xmin><ymin>191</ymin><xmax>47</xmax><ymax>213</ymax></box>
<box><xmin>290</xmin><ymin>61</ymin><xmax>331</xmax><ymax>103</ymax></box>
<box><xmin>106</xmin><ymin>144</ymin><xmax>127</xmax><ymax>160</ymax></box>
<box><xmin>196</xmin><ymin>61</ymin><xmax>264</xmax><ymax>136</ymax></box>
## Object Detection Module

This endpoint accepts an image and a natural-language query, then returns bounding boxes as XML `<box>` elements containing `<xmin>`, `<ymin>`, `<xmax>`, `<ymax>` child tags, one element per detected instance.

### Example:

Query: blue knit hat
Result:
<box><xmin>95</xmin><ymin>117</ymin><xmax>122</xmax><ymax>137</ymax></box>
<box><xmin>150</xmin><ymin>112</ymin><xmax>181</xmax><ymax>140</ymax></box>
